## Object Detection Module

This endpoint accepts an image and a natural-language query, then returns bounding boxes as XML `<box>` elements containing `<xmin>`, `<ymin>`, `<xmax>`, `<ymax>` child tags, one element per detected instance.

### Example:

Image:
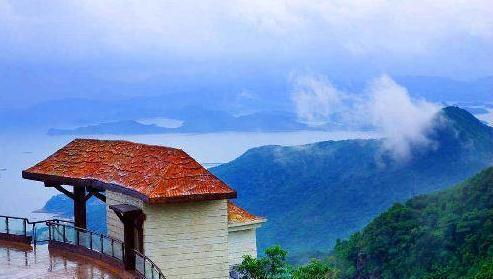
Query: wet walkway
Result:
<box><xmin>0</xmin><ymin>241</ymin><xmax>132</xmax><ymax>279</ymax></box>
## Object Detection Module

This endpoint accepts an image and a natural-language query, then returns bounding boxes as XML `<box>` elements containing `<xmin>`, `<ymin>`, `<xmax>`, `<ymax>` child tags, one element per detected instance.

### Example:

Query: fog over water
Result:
<box><xmin>0</xmin><ymin>130</ymin><xmax>379</xmax><ymax>218</ymax></box>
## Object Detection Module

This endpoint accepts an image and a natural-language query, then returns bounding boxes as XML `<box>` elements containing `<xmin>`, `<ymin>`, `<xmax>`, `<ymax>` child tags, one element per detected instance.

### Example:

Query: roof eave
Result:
<box><xmin>22</xmin><ymin>170</ymin><xmax>237</xmax><ymax>205</ymax></box>
<box><xmin>228</xmin><ymin>219</ymin><xmax>266</xmax><ymax>232</ymax></box>
<box><xmin>148</xmin><ymin>191</ymin><xmax>237</xmax><ymax>205</ymax></box>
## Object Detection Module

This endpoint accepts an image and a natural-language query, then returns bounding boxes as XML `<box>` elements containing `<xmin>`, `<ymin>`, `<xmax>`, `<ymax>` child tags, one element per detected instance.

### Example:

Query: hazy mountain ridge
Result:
<box><xmin>46</xmin><ymin>111</ymin><xmax>314</xmax><ymax>135</ymax></box>
<box><xmin>211</xmin><ymin>106</ymin><xmax>493</xmax><ymax>258</ymax></box>
<box><xmin>2</xmin><ymin>76</ymin><xmax>491</xmax><ymax>133</ymax></box>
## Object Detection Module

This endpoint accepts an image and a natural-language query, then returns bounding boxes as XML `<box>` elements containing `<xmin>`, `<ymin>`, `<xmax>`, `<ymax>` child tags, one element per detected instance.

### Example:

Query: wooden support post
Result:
<box><xmin>123</xmin><ymin>219</ymin><xmax>136</xmax><ymax>270</ymax></box>
<box><xmin>73</xmin><ymin>187</ymin><xmax>87</xmax><ymax>229</ymax></box>
<box><xmin>109</xmin><ymin>204</ymin><xmax>145</xmax><ymax>271</ymax></box>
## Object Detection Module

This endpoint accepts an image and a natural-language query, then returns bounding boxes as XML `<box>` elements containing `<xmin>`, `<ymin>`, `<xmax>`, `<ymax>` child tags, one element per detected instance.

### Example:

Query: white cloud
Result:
<box><xmin>366</xmin><ymin>75</ymin><xmax>440</xmax><ymax>159</ymax></box>
<box><xmin>291</xmin><ymin>73</ymin><xmax>441</xmax><ymax>159</ymax></box>
<box><xmin>291</xmin><ymin>74</ymin><xmax>344</xmax><ymax>125</ymax></box>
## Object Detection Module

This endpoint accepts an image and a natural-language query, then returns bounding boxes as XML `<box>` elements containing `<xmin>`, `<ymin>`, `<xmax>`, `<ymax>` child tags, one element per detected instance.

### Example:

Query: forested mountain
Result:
<box><xmin>211</xmin><ymin>107</ymin><xmax>493</xmax><ymax>259</ymax></box>
<box><xmin>332</xmin><ymin>167</ymin><xmax>493</xmax><ymax>279</ymax></box>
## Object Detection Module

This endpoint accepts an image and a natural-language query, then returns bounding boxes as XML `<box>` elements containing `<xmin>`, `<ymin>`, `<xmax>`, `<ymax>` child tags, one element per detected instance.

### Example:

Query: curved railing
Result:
<box><xmin>135</xmin><ymin>249</ymin><xmax>166</xmax><ymax>279</ymax></box>
<box><xmin>47</xmin><ymin>221</ymin><xmax>125</xmax><ymax>264</ymax></box>
<box><xmin>0</xmin><ymin>215</ymin><xmax>166</xmax><ymax>279</ymax></box>
<box><xmin>0</xmin><ymin>215</ymin><xmax>73</xmax><ymax>244</ymax></box>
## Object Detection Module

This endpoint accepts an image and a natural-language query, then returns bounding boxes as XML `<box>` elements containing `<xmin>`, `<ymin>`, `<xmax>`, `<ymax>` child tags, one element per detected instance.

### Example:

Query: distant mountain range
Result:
<box><xmin>38</xmin><ymin>106</ymin><xmax>493</xmax><ymax>263</ymax></box>
<box><xmin>211</xmin><ymin>107</ymin><xmax>493</xmax><ymax>259</ymax></box>
<box><xmin>2</xmin><ymin>76</ymin><xmax>491</xmax><ymax>134</ymax></box>
<box><xmin>47</xmin><ymin>111</ymin><xmax>315</xmax><ymax>135</ymax></box>
<box><xmin>332</xmin><ymin>167</ymin><xmax>493</xmax><ymax>278</ymax></box>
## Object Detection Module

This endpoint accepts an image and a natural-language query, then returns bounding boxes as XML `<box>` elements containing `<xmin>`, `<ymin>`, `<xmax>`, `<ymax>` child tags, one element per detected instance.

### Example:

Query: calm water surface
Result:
<box><xmin>0</xmin><ymin>131</ymin><xmax>379</xmax><ymax>218</ymax></box>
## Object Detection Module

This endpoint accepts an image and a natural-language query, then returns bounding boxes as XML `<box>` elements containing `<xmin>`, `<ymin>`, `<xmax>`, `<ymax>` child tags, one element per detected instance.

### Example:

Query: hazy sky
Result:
<box><xmin>1</xmin><ymin>0</ymin><xmax>492</xmax><ymax>105</ymax></box>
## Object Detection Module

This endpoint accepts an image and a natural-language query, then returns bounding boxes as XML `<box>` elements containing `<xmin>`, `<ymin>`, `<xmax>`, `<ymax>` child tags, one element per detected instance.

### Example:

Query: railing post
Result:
<box><xmin>63</xmin><ymin>225</ymin><xmax>66</xmax><ymax>242</ymax></box>
<box><xmin>76</xmin><ymin>229</ymin><xmax>80</xmax><ymax>246</ymax></box>
<box><xmin>48</xmin><ymin>223</ymin><xmax>51</xmax><ymax>241</ymax></box>
<box><xmin>100</xmin><ymin>235</ymin><xmax>104</xmax><ymax>254</ymax></box>
<box><xmin>111</xmin><ymin>239</ymin><xmax>114</xmax><ymax>257</ymax></box>
<box><xmin>5</xmin><ymin>217</ymin><xmax>9</xmax><ymax>234</ymax></box>
<box><xmin>23</xmin><ymin>220</ymin><xmax>27</xmax><ymax>237</ymax></box>
<box><xmin>89</xmin><ymin>232</ymin><xmax>93</xmax><ymax>250</ymax></box>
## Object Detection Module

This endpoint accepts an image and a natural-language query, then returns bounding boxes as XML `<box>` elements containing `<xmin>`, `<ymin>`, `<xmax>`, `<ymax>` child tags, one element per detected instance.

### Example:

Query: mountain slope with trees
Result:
<box><xmin>332</xmin><ymin>167</ymin><xmax>493</xmax><ymax>279</ymax></box>
<box><xmin>211</xmin><ymin>107</ymin><xmax>493</xmax><ymax>259</ymax></box>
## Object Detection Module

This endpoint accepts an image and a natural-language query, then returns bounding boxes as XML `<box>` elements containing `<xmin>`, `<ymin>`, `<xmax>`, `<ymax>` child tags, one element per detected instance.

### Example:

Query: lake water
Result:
<box><xmin>0</xmin><ymin>130</ymin><xmax>379</xmax><ymax>218</ymax></box>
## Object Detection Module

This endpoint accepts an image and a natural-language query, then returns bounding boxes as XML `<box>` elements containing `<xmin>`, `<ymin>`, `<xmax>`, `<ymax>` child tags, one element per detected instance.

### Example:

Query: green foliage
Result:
<box><xmin>212</xmin><ymin>107</ymin><xmax>493</xmax><ymax>259</ymax></box>
<box><xmin>472</xmin><ymin>258</ymin><xmax>493</xmax><ymax>279</ymax></box>
<box><xmin>291</xmin><ymin>259</ymin><xmax>339</xmax><ymax>279</ymax></box>
<box><xmin>238</xmin><ymin>246</ymin><xmax>291</xmax><ymax>279</ymax></box>
<box><xmin>238</xmin><ymin>246</ymin><xmax>338</xmax><ymax>279</ymax></box>
<box><xmin>332</xmin><ymin>167</ymin><xmax>493</xmax><ymax>279</ymax></box>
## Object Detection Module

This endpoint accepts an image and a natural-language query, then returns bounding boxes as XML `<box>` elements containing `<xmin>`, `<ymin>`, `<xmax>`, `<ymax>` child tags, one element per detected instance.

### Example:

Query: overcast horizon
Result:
<box><xmin>1</xmin><ymin>0</ymin><xmax>493</xmax><ymax>108</ymax></box>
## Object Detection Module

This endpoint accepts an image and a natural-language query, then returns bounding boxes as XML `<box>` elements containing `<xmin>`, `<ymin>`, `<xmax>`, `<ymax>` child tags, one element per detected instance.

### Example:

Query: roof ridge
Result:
<box><xmin>72</xmin><ymin>138</ymin><xmax>186</xmax><ymax>153</ymax></box>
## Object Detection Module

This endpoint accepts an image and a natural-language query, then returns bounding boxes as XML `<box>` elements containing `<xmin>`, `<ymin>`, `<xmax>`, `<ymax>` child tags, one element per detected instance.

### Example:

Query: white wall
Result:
<box><xmin>105</xmin><ymin>191</ymin><xmax>233</xmax><ymax>279</ymax></box>
<box><xmin>227</xmin><ymin>227</ymin><xmax>258</xmax><ymax>267</ymax></box>
<box><xmin>106</xmin><ymin>190</ymin><xmax>143</xmax><ymax>242</ymax></box>
<box><xmin>143</xmin><ymin>199</ymin><xmax>229</xmax><ymax>279</ymax></box>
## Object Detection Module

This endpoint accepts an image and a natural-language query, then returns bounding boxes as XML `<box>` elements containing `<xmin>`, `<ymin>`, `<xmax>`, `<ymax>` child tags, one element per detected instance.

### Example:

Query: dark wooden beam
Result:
<box><xmin>44</xmin><ymin>182</ymin><xmax>74</xmax><ymax>199</ymax></box>
<box><xmin>92</xmin><ymin>192</ymin><xmax>106</xmax><ymax>203</ymax></box>
<box><xmin>84</xmin><ymin>192</ymin><xmax>94</xmax><ymax>202</ymax></box>
<box><xmin>73</xmin><ymin>187</ymin><xmax>87</xmax><ymax>229</ymax></box>
<box><xmin>85</xmin><ymin>187</ymin><xmax>106</xmax><ymax>203</ymax></box>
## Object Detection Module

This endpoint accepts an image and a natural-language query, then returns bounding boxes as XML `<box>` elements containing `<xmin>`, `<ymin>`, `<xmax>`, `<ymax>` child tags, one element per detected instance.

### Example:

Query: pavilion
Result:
<box><xmin>22</xmin><ymin>139</ymin><xmax>265</xmax><ymax>279</ymax></box>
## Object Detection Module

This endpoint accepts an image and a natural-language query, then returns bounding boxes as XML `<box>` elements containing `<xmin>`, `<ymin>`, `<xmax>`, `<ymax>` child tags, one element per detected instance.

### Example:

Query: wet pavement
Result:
<box><xmin>0</xmin><ymin>241</ymin><xmax>132</xmax><ymax>279</ymax></box>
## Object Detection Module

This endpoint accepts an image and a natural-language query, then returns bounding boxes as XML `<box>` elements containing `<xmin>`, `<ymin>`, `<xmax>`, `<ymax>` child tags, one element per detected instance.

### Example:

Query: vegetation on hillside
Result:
<box><xmin>212</xmin><ymin>107</ymin><xmax>493</xmax><ymax>259</ymax></box>
<box><xmin>237</xmin><ymin>246</ymin><xmax>339</xmax><ymax>279</ymax></box>
<box><xmin>242</xmin><ymin>167</ymin><xmax>493</xmax><ymax>278</ymax></box>
<box><xmin>332</xmin><ymin>167</ymin><xmax>493</xmax><ymax>279</ymax></box>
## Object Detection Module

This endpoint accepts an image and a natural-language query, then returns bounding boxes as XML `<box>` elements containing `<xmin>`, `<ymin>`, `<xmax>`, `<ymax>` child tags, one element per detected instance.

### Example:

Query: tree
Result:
<box><xmin>237</xmin><ymin>245</ymin><xmax>290</xmax><ymax>279</ymax></box>
<box><xmin>292</xmin><ymin>259</ymin><xmax>339</xmax><ymax>279</ymax></box>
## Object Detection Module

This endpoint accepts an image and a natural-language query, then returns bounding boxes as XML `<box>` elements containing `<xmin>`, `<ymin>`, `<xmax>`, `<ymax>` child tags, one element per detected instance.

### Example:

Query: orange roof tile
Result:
<box><xmin>228</xmin><ymin>202</ymin><xmax>264</xmax><ymax>225</ymax></box>
<box><xmin>22</xmin><ymin>139</ymin><xmax>236</xmax><ymax>204</ymax></box>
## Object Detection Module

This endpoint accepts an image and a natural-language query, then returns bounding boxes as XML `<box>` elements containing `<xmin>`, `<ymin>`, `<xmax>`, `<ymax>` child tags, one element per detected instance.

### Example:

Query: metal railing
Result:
<box><xmin>135</xmin><ymin>249</ymin><xmax>166</xmax><ymax>279</ymax></box>
<box><xmin>47</xmin><ymin>221</ymin><xmax>125</xmax><ymax>262</ymax></box>
<box><xmin>0</xmin><ymin>215</ymin><xmax>29</xmax><ymax>237</ymax></box>
<box><xmin>0</xmin><ymin>215</ymin><xmax>73</xmax><ymax>244</ymax></box>
<box><xmin>0</xmin><ymin>215</ymin><xmax>166</xmax><ymax>279</ymax></box>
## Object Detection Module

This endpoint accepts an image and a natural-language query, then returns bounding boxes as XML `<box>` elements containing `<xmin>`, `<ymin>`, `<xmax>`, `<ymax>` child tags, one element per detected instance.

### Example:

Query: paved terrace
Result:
<box><xmin>0</xmin><ymin>241</ymin><xmax>129</xmax><ymax>279</ymax></box>
<box><xmin>0</xmin><ymin>216</ymin><xmax>164</xmax><ymax>279</ymax></box>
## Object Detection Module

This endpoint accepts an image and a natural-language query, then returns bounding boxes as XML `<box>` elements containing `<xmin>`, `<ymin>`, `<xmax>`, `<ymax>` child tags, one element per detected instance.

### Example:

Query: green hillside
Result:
<box><xmin>212</xmin><ymin>106</ymin><xmax>493</xmax><ymax>259</ymax></box>
<box><xmin>332</xmin><ymin>167</ymin><xmax>493</xmax><ymax>279</ymax></box>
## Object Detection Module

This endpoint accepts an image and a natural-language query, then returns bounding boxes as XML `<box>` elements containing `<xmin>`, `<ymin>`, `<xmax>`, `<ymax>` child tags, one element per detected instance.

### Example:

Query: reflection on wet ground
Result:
<box><xmin>0</xmin><ymin>241</ymin><xmax>130</xmax><ymax>279</ymax></box>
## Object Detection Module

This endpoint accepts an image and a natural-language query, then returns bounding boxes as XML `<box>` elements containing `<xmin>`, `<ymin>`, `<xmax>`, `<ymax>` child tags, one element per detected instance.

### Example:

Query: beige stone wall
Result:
<box><xmin>105</xmin><ymin>190</ymin><xmax>143</xmax><ymax>242</ymax></box>
<box><xmin>143</xmin><ymin>199</ymin><xmax>229</xmax><ymax>279</ymax></box>
<box><xmin>227</xmin><ymin>226</ymin><xmax>258</xmax><ymax>267</ymax></box>
<box><xmin>105</xmin><ymin>192</ymin><xmax>231</xmax><ymax>278</ymax></box>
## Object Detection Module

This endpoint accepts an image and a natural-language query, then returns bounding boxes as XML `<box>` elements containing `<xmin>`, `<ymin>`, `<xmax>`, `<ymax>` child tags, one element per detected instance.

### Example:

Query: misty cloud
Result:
<box><xmin>366</xmin><ymin>75</ymin><xmax>440</xmax><ymax>159</ymax></box>
<box><xmin>291</xmin><ymin>74</ymin><xmax>441</xmax><ymax>159</ymax></box>
<box><xmin>290</xmin><ymin>74</ymin><xmax>345</xmax><ymax>126</ymax></box>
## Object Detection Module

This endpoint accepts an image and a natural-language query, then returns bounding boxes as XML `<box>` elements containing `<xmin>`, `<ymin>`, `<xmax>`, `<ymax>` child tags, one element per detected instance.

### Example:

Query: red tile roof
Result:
<box><xmin>228</xmin><ymin>202</ymin><xmax>264</xmax><ymax>225</ymax></box>
<box><xmin>22</xmin><ymin>139</ymin><xmax>236</xmax><ymax>204</ymax></box>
